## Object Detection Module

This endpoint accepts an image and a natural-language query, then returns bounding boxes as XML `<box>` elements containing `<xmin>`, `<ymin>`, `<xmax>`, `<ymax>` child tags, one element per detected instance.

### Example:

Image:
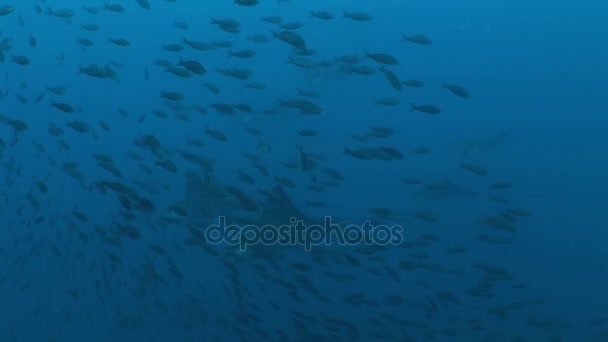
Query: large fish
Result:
<box><xmin>162</xmin><ymin>173</ymin><xmax>365</xmax><ymax>260</ymax></box>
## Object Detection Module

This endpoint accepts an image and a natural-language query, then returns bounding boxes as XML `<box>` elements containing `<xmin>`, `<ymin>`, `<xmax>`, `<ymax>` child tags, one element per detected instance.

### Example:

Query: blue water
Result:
<box><xmin>1</xmin><ymin>1</ymin><xmax>607</xmax><ymax>341</ymax></box>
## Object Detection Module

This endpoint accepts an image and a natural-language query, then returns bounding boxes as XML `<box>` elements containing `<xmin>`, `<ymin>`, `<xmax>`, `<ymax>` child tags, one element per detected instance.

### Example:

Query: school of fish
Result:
<box><xmin>0</xmin><ymin>1</ymin><xmax>605</xmax><ymax>342</ymax></box>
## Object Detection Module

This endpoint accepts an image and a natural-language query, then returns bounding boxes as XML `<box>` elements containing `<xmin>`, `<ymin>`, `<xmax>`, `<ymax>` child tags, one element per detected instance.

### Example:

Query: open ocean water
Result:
<box><xmin>1</xmin><ymin>0</ymin><xmax>607</xmax><ymax>341</ymax></box>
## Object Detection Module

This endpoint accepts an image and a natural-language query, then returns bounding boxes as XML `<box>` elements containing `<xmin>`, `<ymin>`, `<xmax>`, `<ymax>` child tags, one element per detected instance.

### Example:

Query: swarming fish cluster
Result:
<box><xmin>0</xmin><ymin>1</ymin><xmax>588</xmax><ymax>342</ymax></box>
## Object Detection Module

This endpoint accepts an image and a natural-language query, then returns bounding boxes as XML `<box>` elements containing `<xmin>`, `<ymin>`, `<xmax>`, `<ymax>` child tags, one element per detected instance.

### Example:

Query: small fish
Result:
<box><xmin>410</xmin><ymin>104</ymin><xmax>441</xmax><ymax>115</ymax></box>
<box><xmin>401</xmin><ymin>34</ymin><xmax>432</xmax><ymax>45</ymax></box>
<box><xmin>0</xmin><ymin>5</ymin><xmax>14</xmax><ymax>16</ymax></box>
<box><xmin>206</xmin><ymin>128</ymin><xmax>227</xmax><ymax>142</ymax></box>
<box><xmin>155</xmin><ymin>160</ymin><xmax>178</xmax><ymax>173</ymax></box>
<box><xmin>442</xmin><ymin>81</ymin><xmax>470</xmax><ymax>98</ymax></box>
<box><xmin>51</xmin><ymin>102</ymin><xmax>75</xmax><ymax>113</ymax></box>
<box><xmin>343</xmin><ymin>11</ymin><xmax>373</xmax><ymax>22</ymax></box>
<box><xmin>461</xmin><ymin>162</ymin><xmax>488</xmax><ymax>176</ymax></box>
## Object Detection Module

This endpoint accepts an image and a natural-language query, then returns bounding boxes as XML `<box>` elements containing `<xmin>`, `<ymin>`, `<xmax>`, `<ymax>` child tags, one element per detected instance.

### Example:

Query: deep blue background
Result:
<box><xmin>1</xmin><ymin>0</ymin><xmax>607</xmax><ymax>341</ymax></box>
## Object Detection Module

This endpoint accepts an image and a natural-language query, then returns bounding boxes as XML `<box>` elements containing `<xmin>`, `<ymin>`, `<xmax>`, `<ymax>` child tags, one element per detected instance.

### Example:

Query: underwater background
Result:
<box><xmin>0</xmin><ymin>0</ymin><xmax>607</xmax><ymax>341</ymax></box>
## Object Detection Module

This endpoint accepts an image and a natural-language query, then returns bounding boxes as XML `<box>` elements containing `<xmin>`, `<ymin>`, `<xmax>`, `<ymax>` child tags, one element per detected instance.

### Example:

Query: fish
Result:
<box><xmin>270</xmin><ymin>30</ymin><xmax>306</xmax><ymax>51</ymax></box>
<box><xmin>442</xmin><ymin>81</ymin><xmax>470</xmax><ymax>98</ymax></box>
<box><xmin>401</xmin><ymin>34</ymin><xmax>432</xmax><ymax>45</ymax></box>
<box><xmin>234</xmin><ymin>0</ymin><xmax>259</xmax><ymax>6</ymax></box>
<box><xmin>164</xmin><ymin>174</ymin><xmax>361</xmax><ymax>259</ymax></box>
<box><xmin>343</xmin><ymin>11</ymin><xmax>373</xmax><ymax>22</ymax></box>
<box><xmin>0</xmin><ymin>5</ymin><xmax>14</xmax><ymax>16</ymax></box>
